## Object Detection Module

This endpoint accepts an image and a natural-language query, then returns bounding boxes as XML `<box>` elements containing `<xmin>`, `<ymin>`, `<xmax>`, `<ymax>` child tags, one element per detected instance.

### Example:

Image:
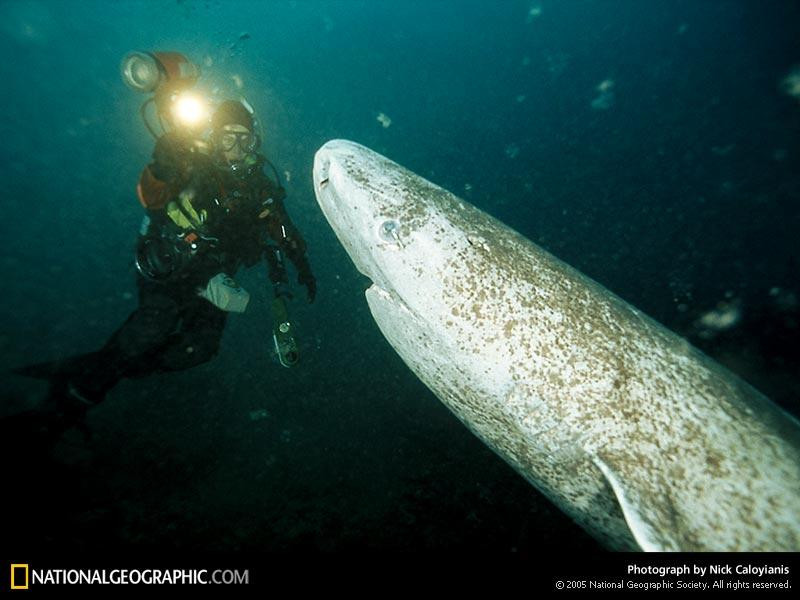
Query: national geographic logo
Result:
<box><xmin>6</xmin><ymin>564</ymin><xmax>249</xmax><ymax>587</ymax></box>
<box><xmin>10</xmin><ymin>564</ymin><xmax>29</xmax><ymax>590</ymax></box>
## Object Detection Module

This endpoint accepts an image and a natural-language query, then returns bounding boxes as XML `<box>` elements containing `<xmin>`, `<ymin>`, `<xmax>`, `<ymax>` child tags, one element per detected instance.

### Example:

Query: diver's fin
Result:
<box><xmin>0</xmin><ymin>392</ymin><xmax>92</xmax><ymax>451</ymax></box>
<box><xmin>0</xmin><ymin>409</ymin><xmax>68</xmax><ymax>455</ymax></box>
<box><xmin>591</xmin><ymin>454</ymin><xmax>682</xmax><ymax>552</ymax></box>
<box><xmin>13</xmin><ymin>358</ymin><xmax>77</xmax><ymax>380</ymax></box>
<box><xmin>12</xmin><ymin>360</ymin><xmax>65</xmax><ymax>380</ymax></box>
<box><xmin>10</xmin><ymin>357</ymin><xmax>98</xmax><ymax>445</ymax></box>
<box><xmin>12</xmin><ymin>352</ymin><xmax>103</xmax><ymax>381</ymax></box>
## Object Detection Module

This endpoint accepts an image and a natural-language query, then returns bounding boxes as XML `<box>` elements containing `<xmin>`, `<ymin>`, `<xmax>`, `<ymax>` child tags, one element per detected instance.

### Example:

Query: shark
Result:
<box><xmin>312</xmin><ymin>139</ymin><xmax>800</xmax><ymax>551</ymax></box>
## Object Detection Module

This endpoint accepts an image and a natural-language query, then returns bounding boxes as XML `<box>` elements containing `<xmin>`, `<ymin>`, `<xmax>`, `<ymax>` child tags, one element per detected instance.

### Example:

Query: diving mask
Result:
<box><xmin>216</xmin><ymin>131</ymin><xmax>259</xmax><ymax>152</ymax></box>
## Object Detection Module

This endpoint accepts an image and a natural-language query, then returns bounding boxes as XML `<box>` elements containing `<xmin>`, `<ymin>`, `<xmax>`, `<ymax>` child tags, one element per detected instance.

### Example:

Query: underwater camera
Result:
<box><xmin>121</xmin><ymin>51</ymin><xmax>198</xmax><ymax>94</ymax></box>
<box><xmin>121</xmin><ymin>51</ymin><xmax>209</xmax><ymax>138</ymax></box>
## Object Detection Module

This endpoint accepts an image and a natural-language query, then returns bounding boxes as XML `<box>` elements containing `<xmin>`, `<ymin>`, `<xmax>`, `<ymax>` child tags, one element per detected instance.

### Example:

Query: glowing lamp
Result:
<box><xmin>171</xmin><ymin>93</ymin><xmax>208</xmax><ymax>127</ymax></box>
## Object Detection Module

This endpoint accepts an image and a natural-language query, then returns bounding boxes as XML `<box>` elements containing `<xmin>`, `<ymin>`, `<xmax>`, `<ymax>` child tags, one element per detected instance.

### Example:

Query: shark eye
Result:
<box><xmin>378</xmin><ymin>219</ymin><xmax>401</xmax><ymax>243</ymax></box>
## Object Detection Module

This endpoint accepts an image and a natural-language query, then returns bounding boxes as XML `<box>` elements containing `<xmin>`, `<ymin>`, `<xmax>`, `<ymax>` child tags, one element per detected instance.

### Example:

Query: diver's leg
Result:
<box><xmin>8</xmin><ymin>277</ymin><xmax>184</xmax><ymax>443</ymax></box>
<box><xmin>45</xmin><ymin>277</ymin><xmax>183</xmax><ymax>413</ymax></box>
<box><xmin>97</xmin><ymin>278</ymin><xmax>183</xmax><ymax>379</ymax></box>
<box><xmin>154</xmin><ymin>296</ymin><xmax>228</xmax><ymax>372</ymax></box>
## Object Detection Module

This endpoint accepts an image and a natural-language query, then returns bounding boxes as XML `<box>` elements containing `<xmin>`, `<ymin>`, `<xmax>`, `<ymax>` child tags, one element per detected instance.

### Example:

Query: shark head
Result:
<box><xmin>313</xmin><ymin>139</ymin><xmax>469</xmax><ymax>321</ymax></box>
<box><xmin>313</xmin><ymin>139</ymin><xmax>517</xmax><ymax>407</ymax></box>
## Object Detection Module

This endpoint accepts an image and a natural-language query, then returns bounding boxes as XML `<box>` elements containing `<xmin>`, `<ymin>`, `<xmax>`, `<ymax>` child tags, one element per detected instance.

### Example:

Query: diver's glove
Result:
<box><xmin>151</xmin><ymin>133</ymin><xmax>191</xmax><ymax>182</ymax></box>
<box><xmin>297</xmin><ymin>267</ymin><xmax>317</xmax><ymax>303</ymax></box>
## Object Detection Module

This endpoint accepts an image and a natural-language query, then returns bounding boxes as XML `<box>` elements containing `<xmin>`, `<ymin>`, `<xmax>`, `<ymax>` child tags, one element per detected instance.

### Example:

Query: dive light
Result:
<box><xmin>171</xmin><ymin>92</ymin><xmax>209</xmax><ymax>128</ymax></box>
<box><xmin>121</xmin><ymin>51</ymin><xmax>198</xmax><ymax>94</ymax></box>
<box><xmin>272</xmin><ymin>296</ymin><xmax>299</xmax><ymax>368</ymax></box>
<box><xmin>264</xmin><ymin>246</ymin><xmax>299</xmax><ymax>368</ymax></box>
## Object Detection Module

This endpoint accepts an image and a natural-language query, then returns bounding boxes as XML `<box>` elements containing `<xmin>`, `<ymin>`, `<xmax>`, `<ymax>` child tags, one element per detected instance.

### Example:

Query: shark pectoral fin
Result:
<box><xmin>591</xmin><ymin>454</ymin><xmax>682</xmax><ymax>552</ymax></box>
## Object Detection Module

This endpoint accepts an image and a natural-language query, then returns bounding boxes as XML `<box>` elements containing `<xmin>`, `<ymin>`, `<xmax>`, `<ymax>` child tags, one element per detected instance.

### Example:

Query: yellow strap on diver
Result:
<box><xmin>166</xmin><ymin>193</ymin><xmax>206</xmax><ymax>230</ymax></box>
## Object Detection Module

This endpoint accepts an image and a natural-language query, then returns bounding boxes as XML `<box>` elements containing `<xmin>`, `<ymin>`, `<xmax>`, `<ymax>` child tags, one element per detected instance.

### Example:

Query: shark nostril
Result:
<box><xmin>315</xmin><ymin>156</ymin><xmax>331</xmax><ymax>190</ymax></box>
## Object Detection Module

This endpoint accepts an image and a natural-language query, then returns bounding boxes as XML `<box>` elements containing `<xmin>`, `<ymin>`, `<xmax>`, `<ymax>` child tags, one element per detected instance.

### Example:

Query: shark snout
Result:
<box><xmin>313</xmin><ymin>150</ymin><xmax>331</xmax><ymax>194</ymax></box>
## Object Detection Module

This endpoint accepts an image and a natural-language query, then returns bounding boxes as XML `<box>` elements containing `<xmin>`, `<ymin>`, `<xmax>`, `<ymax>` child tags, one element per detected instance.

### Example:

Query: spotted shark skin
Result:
<box><xmin>313</xmin><ymin>139</ymin><xmax>800</xmax><ymax>551</ymax></box>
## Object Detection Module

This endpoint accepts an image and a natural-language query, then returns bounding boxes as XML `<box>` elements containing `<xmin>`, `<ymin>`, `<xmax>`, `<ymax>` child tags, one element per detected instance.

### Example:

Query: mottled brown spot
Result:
<box><xmin>503</xmin><ymin>320</ymin><xmax>517</xmax><ymax>338</ymax></box>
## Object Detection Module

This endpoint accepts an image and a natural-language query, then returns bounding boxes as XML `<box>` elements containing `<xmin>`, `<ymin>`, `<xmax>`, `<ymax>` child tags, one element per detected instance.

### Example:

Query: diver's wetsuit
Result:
<box><xmin>38</xmin><ymin>150</ymin><xmax>314</xmax><ymax>409</ymax></box>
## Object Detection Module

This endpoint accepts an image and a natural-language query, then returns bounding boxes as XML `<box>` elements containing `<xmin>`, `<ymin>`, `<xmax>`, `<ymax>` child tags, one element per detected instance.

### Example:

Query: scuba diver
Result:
<box><xmin>9</xmin><ymin>98</ymin><xmax>316</xmax><ymax>444</ymax></box>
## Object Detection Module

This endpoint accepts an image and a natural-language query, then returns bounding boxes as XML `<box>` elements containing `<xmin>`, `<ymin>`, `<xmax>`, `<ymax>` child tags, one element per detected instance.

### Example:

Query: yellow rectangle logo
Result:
<box><xmin>10</xmin><ymin>564</ymin><xmax>29</xmax><ymax>590</ymax></box>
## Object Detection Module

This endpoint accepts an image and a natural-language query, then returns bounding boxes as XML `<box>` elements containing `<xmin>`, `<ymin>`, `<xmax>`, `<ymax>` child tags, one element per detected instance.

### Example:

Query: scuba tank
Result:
<box><xmin>265</xmin><ymin>246</ymin><xmax>299</xmax><ymax>368</ymax></box>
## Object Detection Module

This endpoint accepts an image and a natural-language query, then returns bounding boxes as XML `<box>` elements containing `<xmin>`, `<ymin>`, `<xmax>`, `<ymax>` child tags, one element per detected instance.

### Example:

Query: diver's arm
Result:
<box><xmin>150</xmin><ymin>133</ymin><xmax>187</xmax><ymax>181</ymax></box>
<box><xmin>137</xmin><ymin>133</ymin><xmax>195</xmax><ymax>210</ymax></box>
<box><xmin>259</xmin><ymin>195</ymin><xmax>315</xmax><ymax>302</ymax></box>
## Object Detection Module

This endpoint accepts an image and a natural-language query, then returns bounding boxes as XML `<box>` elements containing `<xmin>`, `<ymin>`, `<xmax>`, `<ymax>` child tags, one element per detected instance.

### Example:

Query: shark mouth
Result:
<box><xmin>365</xmin><ymin>281</ymin><xmax>416</xmax><ymax>320</ymax></box>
